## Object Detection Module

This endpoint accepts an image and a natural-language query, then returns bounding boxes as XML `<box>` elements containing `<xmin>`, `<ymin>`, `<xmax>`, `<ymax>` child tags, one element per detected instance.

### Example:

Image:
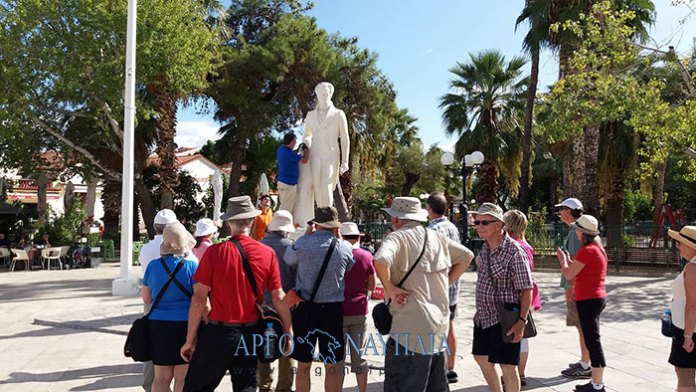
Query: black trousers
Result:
<box><xmin>576</xmin><ymin>297</ymin><xmax>607</xmax><ymax>368</ymax></box>
<box><xmin>384</xmin><ymin>338</ymin><xmax>449</xmax><ymax>392</ymax></box>
<box><xmin>183</xmin><ymin>323</ymin><xmax>259</xmax><ymax>392</ymax></box>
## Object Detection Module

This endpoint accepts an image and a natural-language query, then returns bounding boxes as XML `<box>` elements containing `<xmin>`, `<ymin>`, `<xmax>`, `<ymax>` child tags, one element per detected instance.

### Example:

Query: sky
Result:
<box><xmin>176</xmin><ymin>0</ymin><xmax>696</xmax><ymax>150</ymax></box>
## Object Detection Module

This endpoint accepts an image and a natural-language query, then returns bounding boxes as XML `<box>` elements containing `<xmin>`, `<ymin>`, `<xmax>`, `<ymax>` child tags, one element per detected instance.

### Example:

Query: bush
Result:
<box><xmin>47</xmin><ymin>199</ymin><xmax>86</xmax><ymax>246</ymax></box>
<box><xmin>624</xmin><ymin>190</ymin><xmax>653</xmax><ymax>222</ymax></box>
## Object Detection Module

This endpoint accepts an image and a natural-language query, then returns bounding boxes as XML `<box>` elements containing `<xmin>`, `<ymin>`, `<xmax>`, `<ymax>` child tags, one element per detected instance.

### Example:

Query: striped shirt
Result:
<box><xmin>474</xmin><ymin>234</ymin><xmax>534</xmax><ymax>329</ymax></box>
<box><xmin>428</xmin><ymin>217</ymin><xmax>461</xmax><ymax>305</ymax></box>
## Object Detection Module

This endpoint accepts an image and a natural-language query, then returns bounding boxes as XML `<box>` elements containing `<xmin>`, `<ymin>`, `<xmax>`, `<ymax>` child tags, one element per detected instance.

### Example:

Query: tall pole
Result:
<box><xmin>113</xmin><ymin>0</ymin><xmax>139</xmax><ymax>296</ymax></box>
<box><xmin>461</xmin><ymin>166</ymin><xmax>469</xmax><ymax>246</ymax></box>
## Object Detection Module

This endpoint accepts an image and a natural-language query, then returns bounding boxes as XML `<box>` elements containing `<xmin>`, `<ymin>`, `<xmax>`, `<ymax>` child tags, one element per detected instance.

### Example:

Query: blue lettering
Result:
<box><xmin>363</xmin><ymin>334</ymin><xmax>379</xmax><ymax>356</ymax></box>
<box><xmin>438</xmin><ymin>334</ymin><xmax>451</xmax><ymax>355</ymax></box>
<box><xmin>235</xmin><ymin>334</ymin><xmax>250</xmax><ymax>356</ymax></box>
<box><xmin>414</xmin><ymin>335</ymin><xmax>426</xmax><ymax>355</ymax></box>
<box><xmin>346</xmin><ymin>333</ymin><xmax>362</xmax><ymax>355</ymax></box>
<box><xmin>279</xmin><ymin>334</ymin><xmax>294</xmax><ymax>356</ymax></box>
<box><xmin>252</xmin><ymin>333</ymin><xmax>264</xmax><ymax>356</ymax></box>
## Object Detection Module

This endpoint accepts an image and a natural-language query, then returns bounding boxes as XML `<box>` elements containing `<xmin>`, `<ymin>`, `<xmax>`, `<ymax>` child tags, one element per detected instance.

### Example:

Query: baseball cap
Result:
<box><xmin>554</xmin><ymin>198</ymin><xmax>583</xmax><ymax>210</ymax></box>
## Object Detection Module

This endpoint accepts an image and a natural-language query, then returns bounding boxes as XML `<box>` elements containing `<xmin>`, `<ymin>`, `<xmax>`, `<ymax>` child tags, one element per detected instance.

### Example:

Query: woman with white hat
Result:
<box><xmin>192</xmin><ymin>218</ymin><xmax>218</xmax><ymax>260</ymax></box>
<box><xmin>141</xmin><ymin>222</ymin><xmax>198</xmax><ymax>392</ymax></box>
<box><xmin>667</xmin><ymin>226</ymin><xmax>696</xmax><ymax>392</ymax></box>
<box><xmin>556</xmin><ymin>215</ymin><xmax>608</xmax><ymax>392</ymax></box>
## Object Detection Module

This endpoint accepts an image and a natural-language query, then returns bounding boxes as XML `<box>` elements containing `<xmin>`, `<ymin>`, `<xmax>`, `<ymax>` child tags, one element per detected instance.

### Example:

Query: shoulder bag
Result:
<box><xmin>484</xmin><ymin>252</ymin><xmax>537</xmax><ymax>343</ymax></box>
<box><xmin>124</xmin><ymin>257</ymin><xmax>186</xmax><ymax>362</ymax></box>
<box><xmin>372</xmin><ymin>228</ymin><xmax>428</xmax><ymax>335</ymax></box>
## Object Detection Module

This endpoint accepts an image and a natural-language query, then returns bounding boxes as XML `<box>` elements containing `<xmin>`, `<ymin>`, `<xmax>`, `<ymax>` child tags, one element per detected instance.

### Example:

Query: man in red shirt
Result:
<box><xmin>181</xmin><ymin>196</ymin><xmax>292</xmax><ymax>392</ymax></box>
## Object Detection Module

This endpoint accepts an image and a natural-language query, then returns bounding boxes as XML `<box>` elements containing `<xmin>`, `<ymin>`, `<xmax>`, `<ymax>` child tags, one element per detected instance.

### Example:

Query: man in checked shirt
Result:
<box><xmin>471</xmin><ymin>203</ymin><xmax>533</xmax><ymax>392</ymax></box>
<box><xmin>426</xmin><ymin>192</ymin><xmax>462</xmax><ymax>384</ymax></box>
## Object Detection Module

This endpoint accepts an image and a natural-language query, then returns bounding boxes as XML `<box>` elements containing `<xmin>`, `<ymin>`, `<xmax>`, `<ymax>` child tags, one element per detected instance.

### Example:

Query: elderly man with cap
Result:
<box><xmin>139</xmin><ymin>209</ymin><xmax>197</xmax><ymax>392</ymax></box>
<box><xmin>340</xmin><ymin>222</ymin><xmax>376</xmax><ymax>392</ymax></box>
<box><xmin>471</xmin><ymin>203</ymin><xmax>533</xmax><ymax>392</ymax></box>
<box><xmin>181</xmin><ymin>196</ymin><xmax>292</xmax><ymax>392</ymax></box>
<box><xmin>141</xmin><ymin>222</ymin><xmax>198</xmax><ymax>392</ymax></box>
<box><xmin>257</xmin><ymin>210</ymin><xmax>297</xmax><ymax>392</ymax></box>
<box><xmin>555</xmin><ymin>197</ymin><xmax>592</xmax><ymax>379</ymax></box>
<box><xmin>284</xmin><ymin>206</ymin><xmax>355</xmax><ymax>392</ymax></box>
<box><xmin>374</xmin><ymin>196</ymin><xmax>473</xmax><ymax>392</ymax></box>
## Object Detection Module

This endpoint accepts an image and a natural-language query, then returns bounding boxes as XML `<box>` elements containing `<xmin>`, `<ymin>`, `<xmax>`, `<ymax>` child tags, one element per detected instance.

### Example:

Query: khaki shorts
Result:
<box><xmin>566</xmin><ymin>300</ymin><xmax>580</xmax><ymax>327</ymax></box>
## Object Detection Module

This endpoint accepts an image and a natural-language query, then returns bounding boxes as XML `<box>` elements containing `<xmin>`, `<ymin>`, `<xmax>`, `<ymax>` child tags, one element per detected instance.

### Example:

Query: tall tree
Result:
<box><xmin>440</xmin><ymin>50</ymin><xmax>527</xmax><ymax>203</ymax></box>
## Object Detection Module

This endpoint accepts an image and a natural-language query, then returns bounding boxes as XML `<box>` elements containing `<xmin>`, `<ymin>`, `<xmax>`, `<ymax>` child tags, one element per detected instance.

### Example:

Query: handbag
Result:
<box><xmin>372</xmin><ymin>228</ymin><xmax>428</xmax><ymax>335</ymax></box>
<box><xmin>285</xmin><ymin>237</ymin><xmax>338</xmax><ymax>309</ymax></box>
<box><xmin>484</xmin><ymin>252</ymin><xmax>537</xmax><ymax>343</ymax></box>
<box><xmin>124</xmin><ymin>258</ymin><xmax>187</xmax><ymax>362</ymax></box>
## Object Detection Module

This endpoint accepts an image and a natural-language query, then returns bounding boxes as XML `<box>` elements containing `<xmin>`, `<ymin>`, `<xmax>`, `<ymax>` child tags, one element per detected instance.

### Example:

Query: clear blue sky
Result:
<box><xmin>176</xmin><ymin>1</ymin><xmax>696</xmax><ymax>149</ymax></box>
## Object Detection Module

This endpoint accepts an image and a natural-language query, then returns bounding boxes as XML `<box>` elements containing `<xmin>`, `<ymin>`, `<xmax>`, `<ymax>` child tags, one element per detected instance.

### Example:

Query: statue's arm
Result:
<box><xmin>303</xmin><ymin>113</ymin><xmax>313</xmax><ymax>149</ymax></box>
<box><xmin>338</xmin><ymin>111</ymin><xmax>350</xmax><ymax>172</ymax></box>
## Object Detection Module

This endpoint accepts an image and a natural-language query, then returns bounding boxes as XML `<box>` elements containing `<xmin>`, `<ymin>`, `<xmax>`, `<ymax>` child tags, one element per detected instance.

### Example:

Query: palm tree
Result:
<box><xmin>440</xmin><ymin>50</ymin><xmax>527</xmax><ymax>204</ymax></box>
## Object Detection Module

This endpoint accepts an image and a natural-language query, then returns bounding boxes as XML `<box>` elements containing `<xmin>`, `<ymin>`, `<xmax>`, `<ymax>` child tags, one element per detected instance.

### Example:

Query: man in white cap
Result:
<box><xmin>555</xmin><ymin>198</ymin><xmax>592</xmax><ymax>379</ymax></box>
<box><xmin>258</xmin><ymin>210</ymin><xmax>297</xmax><ymax>392</ymax></box>
<box><xmin>374</xmin><ymin>196</ymin><xmax>473</xmax><ymax>392</ymax></box>
<box><xmin>340</xmin><ymin>222</ymin><xmax>376</xmax><ymax>392</ymax></box>
<box><xmin>471</xmin><ymin>202</ymin><xmax>533</xmax><ymax>392</ymax></box>
<box><xmin>139</xmin><ymin>208</ymin><xmax>198</xmax><ymax>392</ymax></box>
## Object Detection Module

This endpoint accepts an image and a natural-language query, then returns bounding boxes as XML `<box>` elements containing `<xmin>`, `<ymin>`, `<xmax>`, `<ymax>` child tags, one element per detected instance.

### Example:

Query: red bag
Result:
<box><xmin>371</xmin><ymin>286</ymin><xmax>385</xmax><ymax>300</ymax></box>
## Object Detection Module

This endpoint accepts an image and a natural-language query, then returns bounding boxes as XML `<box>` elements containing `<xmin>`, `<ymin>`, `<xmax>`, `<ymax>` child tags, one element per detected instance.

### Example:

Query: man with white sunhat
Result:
<box><xmin>258</xmin><ymin>210</ymin><xmax>297</xmax><ymax>392</ymax></box>
<box><xmin>374</xmin><ymin>196</ymin><xmax>473</xmax><ymax>392</ymax></box>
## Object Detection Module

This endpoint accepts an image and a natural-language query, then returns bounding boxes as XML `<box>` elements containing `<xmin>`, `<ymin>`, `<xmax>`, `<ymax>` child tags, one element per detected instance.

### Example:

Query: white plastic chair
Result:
<box><xmin>0</xmin><ymin>247</ymin><xmax>10</xmax><ymax>268</ymax></box>
<box><xmin>42</xmin><ymin>247</ymin><xmax>63</xmax><ymax>270</ymax></box>
<box><xmin>10</xmin><ymin>249</ymin><xmax>29</xmax><ymax>272</ymax></box>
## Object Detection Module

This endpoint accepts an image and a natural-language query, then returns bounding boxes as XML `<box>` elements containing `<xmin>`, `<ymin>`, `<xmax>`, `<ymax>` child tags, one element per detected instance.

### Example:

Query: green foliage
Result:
<box><xmin>623</xmin><ymin>189</ymin><xmax>653</xmax><ymax>221</ymax></box>
<box><xmin>47</xmin><ymin>199</ymin><xmax>86</xmax><ymax>246</ymax></box>
<box><xmin>526</xmin><ymin>208</ymin><xmax>555</xmax><ymax>253</ymax></box>
<box><xmin>143</xmin><ymin>168</ymin><xmax>206</xmax><ymax>231</ymax></box>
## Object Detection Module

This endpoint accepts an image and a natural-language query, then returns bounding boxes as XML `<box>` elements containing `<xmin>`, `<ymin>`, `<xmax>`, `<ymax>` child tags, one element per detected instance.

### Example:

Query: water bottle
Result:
<box><xmin>662</xmin><ymin>309</ymin><xmax>673</xmax><ymax>337</ymax></box>
<box><xmin>264</xmin><ymin>322</ymin><xmax>276</xmax><ymax>360</ymax></box>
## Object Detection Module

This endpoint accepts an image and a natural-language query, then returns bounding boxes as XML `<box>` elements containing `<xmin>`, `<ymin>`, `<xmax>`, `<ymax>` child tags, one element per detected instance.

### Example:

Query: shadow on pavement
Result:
<box><xmin>0</xmin><ymin>313</ymin><xmax>140</xmax><ymax>340</ymax></box>
<box><xmin>0</xmin><ymin>364</ymin><xmax>141</xmax><ymax>389</ymax></box>
<box><xmin>0</xmin><ymin>278</ymin><xmax>115</xmax><ymax>302</ymax></box>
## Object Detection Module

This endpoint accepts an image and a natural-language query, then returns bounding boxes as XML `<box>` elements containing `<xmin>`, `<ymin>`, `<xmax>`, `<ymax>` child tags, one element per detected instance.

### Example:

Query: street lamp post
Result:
<box><xmin>441</xmin><ymin>151</ymin><xmax>484</xmax><ymax>246</ymax></box>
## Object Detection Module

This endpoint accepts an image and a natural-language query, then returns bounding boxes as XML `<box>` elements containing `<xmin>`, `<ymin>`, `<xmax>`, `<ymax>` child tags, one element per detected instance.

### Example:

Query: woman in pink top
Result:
<box><xmin>504</xmin><ymin>210</ymin><xmax>541</xmax><ymax>387</ymax></box>
<box><xmin>192</xmin><ymin>218</ymin><xmax>218</xmax><ymax>260</ymax></box>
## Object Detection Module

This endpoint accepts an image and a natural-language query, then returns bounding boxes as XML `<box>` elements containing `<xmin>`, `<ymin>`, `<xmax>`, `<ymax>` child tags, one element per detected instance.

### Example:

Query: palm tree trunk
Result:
<box><xmin>36</xmin><ymin>173</ymin><xmax>49</xmax><ymax>224</ymax></box>
<box><xmin>583</xmin><ymin>124</ymin><xmax>600</xmax><ymax>216</ymax></box>
<box><xmin>569</xmin><ymin>137</ymin><xmax>586</xmax><ymax>200</ymax></box>
<box><xmin>653</xmin><ymin>160</ymin><xmax>667</xmax><ymax>212</ymax></box>
<box><xmin>333</xmin><ymin>182</ymin><xmax>351</xmax><ymax>222</ymax></box>
<box><xmin>153</xmin><ymin>86</ymin><xmax>179</xmax><ymax>210</ymax></box>
<box><xmin>134</xmin><ymin>177</ymin><xmax>157</xmax><ymax>239</ymax></box>
<box><xmin>605</xmin><ymin>174</ymin><xmax>625</xmax><ymax>249</ymax></box>
<box><xmin>477</xmin><ymin>159</ymin><xmax>498</xmax><ymax>204</ymax></box>
<box><xmin>519</xmin><ymin>45</ymin><xmax>539</xmax><ymax>214</ymax></box>
<box><xmin>102</xmin><ymin>178</ymin><xmax>121</xmax><ymax>240</ymax></box>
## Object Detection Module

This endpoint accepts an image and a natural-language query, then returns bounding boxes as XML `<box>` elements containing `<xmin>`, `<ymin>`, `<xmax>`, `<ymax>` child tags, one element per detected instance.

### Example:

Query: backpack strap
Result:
<box><xmin>160</xmin><ymin>257</ymin><xmax>192</xmax><ymax>298</ymax></box>
<box><xmin>231</xmin><ymin>239</ymin><xmax>262</xmax><ymax>305</ymax></box>
<box><xmin>396</xmin><ymin>227</ymin><xmax>428</xmax><ymax>288</ymax></box>
<box><xmin>147</xmin><ymin>258</ymin><xmax>187</xmax><ymax>316</ymax></box>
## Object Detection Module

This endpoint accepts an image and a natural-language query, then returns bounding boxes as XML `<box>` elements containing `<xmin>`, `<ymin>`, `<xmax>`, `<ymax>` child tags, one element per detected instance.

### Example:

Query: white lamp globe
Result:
<box><xmin>464</xmin><ymin>154</ymin><xmax>474</xmax><ymax>167</ymax></box>
<box><xmin>440</xmin><ymin>151</ymin><xmax>455</xmax><ymax>166</ymax></box>
<box><xmin>471</xmin><ymin>151</ymin><xmax>484</xmax><ymax>165</ymax></box>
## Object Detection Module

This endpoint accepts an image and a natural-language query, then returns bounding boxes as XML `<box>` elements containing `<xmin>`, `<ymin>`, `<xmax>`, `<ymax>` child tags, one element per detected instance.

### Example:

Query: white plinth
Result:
<box><xmin>112</xmin><ymin>276</ymin><xmax>140</xmax><ymax>296</ymax></box>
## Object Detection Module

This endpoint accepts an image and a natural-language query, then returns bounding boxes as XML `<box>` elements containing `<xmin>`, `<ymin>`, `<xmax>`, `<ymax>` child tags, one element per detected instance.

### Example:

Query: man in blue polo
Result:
<box><xmin>276</xmin><ymin>132</ymin><xmax>308</xmax><ymax>217</ymax></box>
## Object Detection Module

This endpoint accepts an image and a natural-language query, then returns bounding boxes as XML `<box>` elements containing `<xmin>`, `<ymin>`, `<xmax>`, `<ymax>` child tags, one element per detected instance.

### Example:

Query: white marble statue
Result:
<box><xmin>294</xmin><ymin>82</ymin><xmax>350</xmax><ymax>225</ymax></box>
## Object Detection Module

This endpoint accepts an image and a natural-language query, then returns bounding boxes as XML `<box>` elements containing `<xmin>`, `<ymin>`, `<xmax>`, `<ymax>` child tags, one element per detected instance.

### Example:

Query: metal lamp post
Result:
<box><xmin>441</xmin><ymin>151</ymin><xmax>484</xmax><ymax>246</ymax></box>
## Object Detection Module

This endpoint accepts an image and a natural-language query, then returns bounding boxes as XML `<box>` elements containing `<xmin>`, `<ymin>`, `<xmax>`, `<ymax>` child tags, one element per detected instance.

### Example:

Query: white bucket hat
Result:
<box><xmin>154</xmin><ymin>209</ymin><xmax>178</xmax><ymax>225</ymax></box>
<box><xmin>340</xmin><ymin>222</ymin><xmax>360</xmax><ymax>236</ymax></box>
<box><xmin>194</xmin><ymin>218</ymin><xmax>218</xmax><ymax>237</ymax></box>
<box><xmin>267</xmin><ymin>210</ymin><xmax>296</xmax><ymax>233</ymax></box>
<box><xmin>381</xmin><ymin>197</ymin><xmax>428</xmax><ymax>222</ymax></box>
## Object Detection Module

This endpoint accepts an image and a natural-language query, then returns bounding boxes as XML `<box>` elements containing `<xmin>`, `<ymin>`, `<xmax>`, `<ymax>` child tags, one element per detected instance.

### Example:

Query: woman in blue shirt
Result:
<box><xmin>142</xmin><ymin>222</ymin><xmax>198</xmax><ymax>392</ymax></box>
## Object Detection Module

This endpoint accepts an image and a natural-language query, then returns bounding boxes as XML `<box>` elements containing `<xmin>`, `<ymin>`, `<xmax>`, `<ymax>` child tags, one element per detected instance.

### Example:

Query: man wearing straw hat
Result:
<box><xmin>258</xmin><ymin>210</ymin><xmax>297</xmax><ymax>392</ymax></box>
<box><xmin>181</xmin><ymin>196</ymin><xmax>292</xmax><ymax>392</ymax></box>
<box><xmin>374</xmin><ymin>196</ymin><xmax>473</xmax><ymax>391</ymax></box>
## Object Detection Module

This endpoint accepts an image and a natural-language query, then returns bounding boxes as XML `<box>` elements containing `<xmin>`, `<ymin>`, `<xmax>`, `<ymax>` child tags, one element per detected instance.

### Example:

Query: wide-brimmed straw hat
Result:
<box><xmin>571</xmin><ymin>215</ymin><xmax>600</xmax><ymax>236</ymax></box>
<box><xmin>312</xmin><ymin>206</ymin><xmax>342</xmax><ymax>228</ymax></box>
<box><xmin>469</xmin><ymin>203</ymin><xmax>504</xmax><ymax>222</ymax></box>
<box><xmin>381</xmin><ymin>197</ymin><xmax>428</xmax><ymax>222</ymax></box>
<box><xmin>267</xmin><ymin>210</ymin><xmax>296</xmax><ymax>233</ymax></box>
<box><xmin>161</xmin><ymin>222</ymin><xmax>196</xmax><ymax>255</ymax></box>
<box><xmin>669</xmin><ymin>226</ymin><xmax>696</xmax><ymax>252</ymax></box>
<box><xmin>220</xmin><ymin>196</ymin><xmax>261</xmax><ymax>221</ymax></box>
<box><xmin>194</xmin><ymin>218</ymin><xmax>218</xmax><ymax>237</ymax></box>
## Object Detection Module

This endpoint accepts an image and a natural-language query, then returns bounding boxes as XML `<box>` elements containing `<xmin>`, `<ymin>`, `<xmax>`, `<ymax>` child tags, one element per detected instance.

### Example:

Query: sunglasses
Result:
<box><xmin>473</xmin><ymin>220</ymin><xmax>496</xmax><ymax>226</ymax></box>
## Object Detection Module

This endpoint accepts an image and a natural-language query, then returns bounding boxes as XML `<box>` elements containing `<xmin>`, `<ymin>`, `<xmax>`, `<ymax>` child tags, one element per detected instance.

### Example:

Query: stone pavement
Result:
<box><xmin>0</xmin><ymin>264</ymin><xmax>678</xmax><ymax>391</ymax></box>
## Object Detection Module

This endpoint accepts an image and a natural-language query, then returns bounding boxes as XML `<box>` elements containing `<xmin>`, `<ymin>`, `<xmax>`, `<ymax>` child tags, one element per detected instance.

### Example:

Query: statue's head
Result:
<box><xmin>314</xmin><ymin>82</ymin><xmax>334</xmax><ymax>107</ymax></box>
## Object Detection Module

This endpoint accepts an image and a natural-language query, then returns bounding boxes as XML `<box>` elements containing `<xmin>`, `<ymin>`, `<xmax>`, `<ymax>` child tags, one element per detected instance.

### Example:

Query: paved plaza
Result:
<box><xmin>0</xmin><ymin>263</ymin><xmax>679</xmax><ymax>391</ymax></box>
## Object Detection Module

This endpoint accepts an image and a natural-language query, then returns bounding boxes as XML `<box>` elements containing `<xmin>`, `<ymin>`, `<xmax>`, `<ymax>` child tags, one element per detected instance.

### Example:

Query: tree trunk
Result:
<box><xmin>605</xmin><ymin>174</ymin><xmax>625</xmax><ymax>250</ymax></box>
<box><xmin>583</xmin><ymin>124</ymin><xmax>600</xmax><ymax>216</ymax></box>
<box><xmin>153</xmin><ymin>85</ymin><xmax>179</xmax><ymax>210</ymax></box>
<box><xmin>333</xmin><ymin>183</ymin><xmax>351</xmax><ymax>222</ymax></box>
<box><xmin>519</xmin><ymin>45</ymin><xmax>539</xmax><ymax>214</ymax></box>
<box><xmin>102</xmin><ymin>178</ymin><xmax>121</xmax><ymax>240</ymax></box>
<box><xmin>36</xmin><ymin>173</ymin><xmax>49</xmax><ymax>224</ymax></box>
<box><xmin>477</xmin><ymin>159</ymin><xmax>499</xmax><ymax>204</ymax></box>
<box><xmin>569</xmin><ymin>137</ymin><xmax>586</xmax><ymax>200</ymax></box>
<box><xmin>562</xmin><ymin>152</ymin><xmax>573</xmax><ymax>200</ymax></box>
<box><xmin>653</xmin><ymin>160</ymin><xmax>667</xmax><ymax>212</ymax></box>
<box><xmin>227</xmin><ymin>137</ymin><xmax>247</xmax><ymax>198</ymax></box>
<box><xmin>135</xmin><ymin>177</ymin><xmax>157</xmax><ymax>239</ymax></box>
<box><xmin>340</xmin><ymin>169</ymin><xmax>354</xmax><ymax>212</ymax></box>
<box><xmin>401</xmin><ymin>173</ymin><xmax>420</xmax><ymax>196</ymax></box>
